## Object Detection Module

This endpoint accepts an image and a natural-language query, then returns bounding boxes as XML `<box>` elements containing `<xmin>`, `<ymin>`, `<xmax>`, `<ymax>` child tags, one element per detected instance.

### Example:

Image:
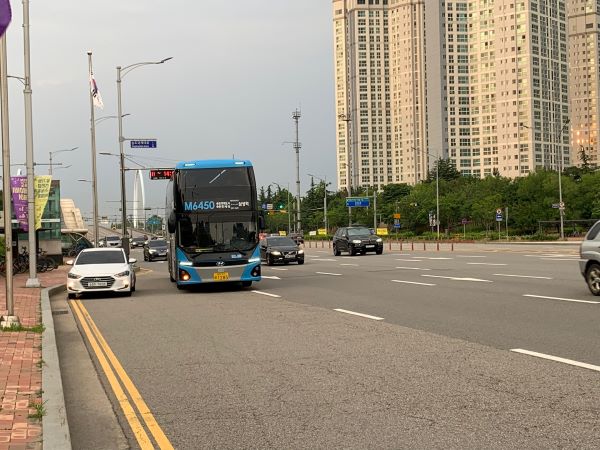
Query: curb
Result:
<box><xmin>41</xmin><ymin>284</ymin><xmax>72</xmax><ymax>450</ymax></box>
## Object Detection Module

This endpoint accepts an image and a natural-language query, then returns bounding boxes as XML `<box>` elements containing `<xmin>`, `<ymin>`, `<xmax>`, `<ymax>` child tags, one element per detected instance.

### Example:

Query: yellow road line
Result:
<box><xmin>75</xmin><ymin>300</ymin><xmax>174</xmax><ymax>450</ymax></box>
<box><xmin>70</xmin><ymin>300</ymin><xmax>154</xmax><ymax>449</ymax></box>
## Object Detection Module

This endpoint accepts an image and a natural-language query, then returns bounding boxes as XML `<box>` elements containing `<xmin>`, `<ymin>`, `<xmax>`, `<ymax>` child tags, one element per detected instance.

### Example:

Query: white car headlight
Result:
<box><xmin>376</xmin><ymin>238</ymin><xmax>382</xmax><ymax>242</ymax></box>
<box><xmin>249</xmin><ymin>256</ymin><xmax>261</xmax><ymax>263</ymax></box>
<box><xmin>67</xmin><ymin>272</ymin><xmax>81</xmax><ymax>279</ymax></box>
<box><xmin>271</xmin><ymin>250</ymin><xmax>281</xmax><ymax>255</ymax></box>
<box><xmin>297</xmin><ymin>249</ymin><xmax>304</xmax><ymax>254</ymax></box>
<box><xmin>149</xmin><ymin>249</ymin><xmax>157</xmax><ymax>253</ymax></box>
<box><xmin>352</xmin><ymin>240</ymin><xmax>362</xmax><ymax>244</ymax></box>
<box><xmin>114</xmin><ymin>270</ymin><xmax>130</xmax><ymax>278</ymax></box>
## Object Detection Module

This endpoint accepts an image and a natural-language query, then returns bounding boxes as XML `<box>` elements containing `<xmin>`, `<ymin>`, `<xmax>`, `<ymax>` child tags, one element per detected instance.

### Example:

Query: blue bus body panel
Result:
<box><xmin>175</xmin><ymin>160</ymin><xmax>253</xmax><ymax>170</ymax></box>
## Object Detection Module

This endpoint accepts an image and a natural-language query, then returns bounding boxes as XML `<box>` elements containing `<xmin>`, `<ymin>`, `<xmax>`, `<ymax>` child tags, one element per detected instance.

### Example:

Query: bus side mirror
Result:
<box><xmin>167</xmin><ymin>211</ymin><xmax>177</xmax><ymax>234</ymax></box>
<box><xmin>258</xmin><ymin>212</ymin><xmax>265</xmax><ymax>230</ymax></box>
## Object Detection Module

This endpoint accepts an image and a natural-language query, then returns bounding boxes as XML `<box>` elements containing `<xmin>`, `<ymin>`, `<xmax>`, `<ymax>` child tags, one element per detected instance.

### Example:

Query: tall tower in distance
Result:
<box><xmin>568</xmin><ymin>0</ymin><xmax>600</xmax><ymax>168</ymax></box>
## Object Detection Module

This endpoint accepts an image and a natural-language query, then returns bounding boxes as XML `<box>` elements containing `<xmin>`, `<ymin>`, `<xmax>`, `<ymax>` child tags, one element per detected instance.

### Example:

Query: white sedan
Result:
<box><xmin>67</xmin><ymin>248</ymin><xmax>136</xmax><ymax>298</ymax></box>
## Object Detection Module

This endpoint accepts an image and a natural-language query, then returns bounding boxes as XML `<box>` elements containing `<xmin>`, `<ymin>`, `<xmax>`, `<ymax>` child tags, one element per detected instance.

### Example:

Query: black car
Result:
<box><xmin>143</xmin><ymin>239</ymin><xmax>168</xmax><ymax>261</ymax></box>
<box><xmin>332</xmin><ymin>226</ymin><xmax>383</xmax><ymax>256</ymax></box>
<box><xmin>130</xmin><ymin>237</ymin><xmax>146</xmax><ymax>248</ymax></box>
<box><xmin>260</xmin><ymin>236</ymin><xmax>304</xmax><ymax>265</ymax></box>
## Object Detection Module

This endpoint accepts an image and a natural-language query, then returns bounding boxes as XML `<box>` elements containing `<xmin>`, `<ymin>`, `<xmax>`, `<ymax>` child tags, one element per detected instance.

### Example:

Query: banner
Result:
<box><xmin>34</xmin><ymin>176</ymin><xmax>52</xmax><ymax>230</ymax></box>
<box><xmin>10</xmin><ymin>176</ymin><xmax>28</xmax><ymax>231</ymax></box>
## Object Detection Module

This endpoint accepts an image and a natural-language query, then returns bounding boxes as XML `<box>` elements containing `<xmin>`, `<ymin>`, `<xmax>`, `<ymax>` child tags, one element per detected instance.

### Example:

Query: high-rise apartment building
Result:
<box><xmin>333</xmin><ymin>0</ymin><xmax>571</xmax><ymax>188</ymax></box>
<box><xmin>568</xmin><ymin>0</ymin><xmax>600</xmax><ymax>168</ymax></box>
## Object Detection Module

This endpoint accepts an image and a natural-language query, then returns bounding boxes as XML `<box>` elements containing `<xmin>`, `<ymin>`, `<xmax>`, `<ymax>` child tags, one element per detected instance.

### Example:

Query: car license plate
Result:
<box><xmin>366</xmin><ymin>245</ymin><xmax>375</xmax><ymax>248</ymax></box>
<box><xmin>213</xmin><ymin>272</ymin><xmax>230</xmax><ymax>281</ymax></box>
<box><xmin>88</xmin><ymin>282</ymin><xmax>107</xmax><ymax>287</ymax></box>
<box><xmin>285</xmin><ymin>254</ymin><xmax>295</xmax><ymax>259</ymax></box>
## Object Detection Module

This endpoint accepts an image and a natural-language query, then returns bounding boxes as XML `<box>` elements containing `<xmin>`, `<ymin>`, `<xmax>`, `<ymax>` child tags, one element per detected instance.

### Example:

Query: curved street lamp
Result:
<box><xmin>49</xmin><ymin>147</ymin><xmax>78</xmax><ymax>175</ymax></box>
<box><xmin>116</xmin><ymin>57</ymin><xmax>173</xmax><ymax>255</ymax></box>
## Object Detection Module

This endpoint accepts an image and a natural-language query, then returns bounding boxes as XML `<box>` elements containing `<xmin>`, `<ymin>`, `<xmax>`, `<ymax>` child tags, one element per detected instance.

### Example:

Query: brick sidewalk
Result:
<box><xmin>0</xmin><ymin>266</ymin><xmax>68</xmax><ymax>450</ymax></box>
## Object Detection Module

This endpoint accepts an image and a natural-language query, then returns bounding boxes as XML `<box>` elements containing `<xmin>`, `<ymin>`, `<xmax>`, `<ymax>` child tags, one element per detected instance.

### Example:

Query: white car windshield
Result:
<box><xmin>76</xmin><ymin>251</ymin><xmax>125</xmax><ymax>265</ymax></box>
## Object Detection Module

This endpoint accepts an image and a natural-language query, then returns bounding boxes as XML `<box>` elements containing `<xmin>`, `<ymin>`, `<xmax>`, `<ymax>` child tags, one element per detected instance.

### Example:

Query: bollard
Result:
<box><xmin>389</xmin><ymin>240</ymin><xmax>392</xmax><ymax>250</ymax></box>
<box><xmin>400</xmin><ymin>240</ymin><xmax>403</xmax><ymax>251</ymax></box>
<box><xmin>436</xmin><ymin>241</ymin><xmax>439</xmax><ymax>251</ymax></box>
<box><xmin>411</xmin><ymin>241</ymin><xmax>414</xmax><ymax>251</ymax></box>
<box><xmin>321</xmin><ymin>240</ymin><xmax>324</xmax><ymax>248</ymax></box>
<box><xmin>328</xmin><ymin>240</ymin><xmax>331</xmax><ymax>248</ymax></box>
<box><xmin>423</xmin><ymin>241</ymin><xmax>426</xmax><ymax>251</ymax></box>
<box><xmin>451</xmin><ymin>242</ymin><xmax>454</xmax><ymax>252</ymax></box>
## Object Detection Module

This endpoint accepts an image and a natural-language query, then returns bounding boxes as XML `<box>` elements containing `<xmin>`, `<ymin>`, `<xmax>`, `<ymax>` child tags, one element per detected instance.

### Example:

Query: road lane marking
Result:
<box><xmin>316</xmin><ymin>250</ymin><xmax>329</xmax><ymax>253</ymax></box>
<box><xmin>523</xmin><ymin>294</ymin><xmax>600</xmax><ymax>304</ymax></box>
<box><xmin>396</xmin><ymin>258</ymin><xmax>423</xmax><ymax>262</ymax></box>
<box><xmin>456</xmin><ymin>255</ymin><xmax>486</xmax><ymax>258</ymax></box>
<box><xmin>418</xmin><ymin>257</ymin><xmax>453</xmax><ymax>260</ymax></box>
<box><xmin>391</xmin><ymin>280</ymin><xmax>436</xmax><ymax>286</ymax></box>
<box><xmin>70</xmin><ymin>301</ymin><xmax>162</xmax><ymax>450</ymax></box>
<box><xmin>261</xmin><ymin>276</ymin><xmax>281</xmax><ymax>280</ymax></box>
<box><xmin>340</xmin><ymin>263</ymin><xmax>359</xmax><ymax>266</ymax></box>
<box><xmin>252</xmin><ymin>290</ymin><xmax>282</xmax><ymax>298</ymax></box>
<box><xmin>316</xmin><ymin>272</ymin><xmax>342</xmax><ymax>276</ymax></box>
<box><xmin>511</xmin><ymin>349</ymin><xmax>600</xmax><ymax>373</ymax></box>
<box><xmin>334</xmin><ymin>309</ymin><xmax>384</xmax><ymax>321</ymax></box>
<box><xmin>422</xmin><ymin>275</ymin><xmax>492</xmax><ymax>283</ymax></box>
<box><xmin>270</xmin><ymin>268</ymin><xmax>288</xmax><ymax>271</ymax></box>
<box><xmin>467</xmin><ymin>262</ymin><xmax>508</xmax><ymax>266</ymax></box>
<box><xmin>543</xmin><ymin>258</ymin><xmax>584</xmax><ymax>262</ymax></box>
<box><xmin>493</xmin><ymin>274</ymin><xmax>553</xmax><ymax>280</ymax></box>
<box><xmin>75</xmin><ymin>300</ymin><xmax>174</xmax><ymax>450</ymax></box>
<box><xmin>313</xmin><ymin>258</ymin><xmax>337</xmax><ymax>262</ymax></box>
<box><xmin>395</xmin><ymin>266</ymin><xmax>431</xmax><ymax>271</ymax></box>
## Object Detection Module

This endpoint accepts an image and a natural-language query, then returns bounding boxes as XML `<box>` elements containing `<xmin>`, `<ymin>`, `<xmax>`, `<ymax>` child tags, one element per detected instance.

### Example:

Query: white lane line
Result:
<box><xmin>252</xmin><ymin>290</ymin><xmax>281</xmax><ymax>298</ymax></box>
<box><xmin>467</xmin><ymin>262</ymin><xmax>508</xmax><ymax>266</ymax></box>
<box><xmin>456</xmin><ymin>255</ymin><xmax>486</xmax><ymax>258</ymax></box>
<box><xmin>543</xmin><ymin>258</ymin><xmax>584</xmax><ymax>262</ymax></box>
<box><xmin>511</xmin><ymin>349</ymin><xmax>600</xmax><ymax>373</ymax></box>
<box><xmin>395</xmin><ymin>266</ymin><xmax>431</xmax><ymax>271</ymax></box>
<box><xmin>494</xmin><ymin>274</ymin><xmax>553</xmax><ymax>280</ymax></box>
<box><xmin>334</xmin><ymin>309</ymin><xmax>384</xmax><ymax>321</ymax></box>
<box><xmin>523</xmin><ymin>294</ymin><xmax>600</xmax><ymax>305</ymax></box>
<box><xmin>270</xmin><ymin>268</ymin><xmax>288</xmax><ymax>271</ymax></box>
<box><xmin>391</xmin><ymin>280</ymin><xmax>436</xmax><ymax>286</ymax></box>
<box><xmin>316</xmin><ymin>250</ymin><xmax>329</xmax><ymax>253</ymax></box>
<box><xmin>422</xmin><ymin>275</ymin><xmax>492</xmax><ymax>283</ymax></box>
<box><xmin>261</xmin><ymin>276</ymin><xmax>281</xmax><ymax>280</ymax></box>
<box><xmin>340</xmin><ymin>263</ymin><xmax>359</xmax><ymax>266</ymax></box>
<box><xmin>313</xmin><ymin>258</ymin><xmax>338</xmax><ymax>262</ymax></box>
<box><xmin>316</xmin><ymin>272</ymin><xmax>342</xmax><ymax>276</ymax></box>
<box><xmin>419</xmin><ymin>257</ymin><xmax>453</xmax><ymax>260</ymax></box>
<box><xmin>396</xmin><ymin>258</ymin><xmax>423</xmax><ymax>262</ymax></box>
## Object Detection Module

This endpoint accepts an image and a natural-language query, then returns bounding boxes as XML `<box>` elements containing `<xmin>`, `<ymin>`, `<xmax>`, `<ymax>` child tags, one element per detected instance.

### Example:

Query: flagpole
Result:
<box><xmin>0</xmin><ymin>33</ymin><xmax>18</xmax><ymax>326</ymax></box>
<box><xmin>23</xmin><ymin>0</ymin><xmax>39</xmax><ymax>288</ymax></box>
<box><xmin>87</xmin><ymin>51</ymin><xmax>100</xmax><ymax>247</ymax></box>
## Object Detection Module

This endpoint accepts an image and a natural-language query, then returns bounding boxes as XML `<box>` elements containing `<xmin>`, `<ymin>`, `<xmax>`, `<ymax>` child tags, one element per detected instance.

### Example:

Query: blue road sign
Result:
<box><xmin>346</xmin><ymin>197</ymin><xmax>370</xmax><ymax>207</ymax></box>
<box><xmin>496</xmin><ymin>213</ymin><xmax>503</xmax><ymax>221</ymax></box>
<box><xmin>130</xmin><ymin>140</ymin><xmax>157</xmax><ymax>149</ymax></box>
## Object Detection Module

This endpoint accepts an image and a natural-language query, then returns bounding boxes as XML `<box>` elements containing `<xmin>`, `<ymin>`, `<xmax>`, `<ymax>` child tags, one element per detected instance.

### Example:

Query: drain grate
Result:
<box><xmin>52</xmin><ymin>310</ymin><xmax>69</xmax><ymax>316</ymax></box>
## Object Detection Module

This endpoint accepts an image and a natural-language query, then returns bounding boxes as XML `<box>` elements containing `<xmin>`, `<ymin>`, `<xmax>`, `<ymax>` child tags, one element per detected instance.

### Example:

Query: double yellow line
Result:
<box><xmin>70</xmin><ymin>300</ymin><xmax>174</xmax><ymax>450</ymax></box>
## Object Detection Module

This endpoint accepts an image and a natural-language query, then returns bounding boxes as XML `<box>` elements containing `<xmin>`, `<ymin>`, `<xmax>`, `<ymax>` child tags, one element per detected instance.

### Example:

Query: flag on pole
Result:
<box><xmin>0</xmin><ymin>0</ymin><xmax>11</xmax><ymax>37</ymax></box>
<box><xmin>90</xmin><ymin>72</ymin><xmax>104</xmax><ymax>109</ymax></box>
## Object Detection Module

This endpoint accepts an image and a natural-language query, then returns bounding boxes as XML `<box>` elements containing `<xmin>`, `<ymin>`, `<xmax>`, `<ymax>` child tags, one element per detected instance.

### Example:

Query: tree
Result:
<box><xmin>427</xmin><ymin>158</ymin><xmax>460</xmax><ymax>182</ymax></box>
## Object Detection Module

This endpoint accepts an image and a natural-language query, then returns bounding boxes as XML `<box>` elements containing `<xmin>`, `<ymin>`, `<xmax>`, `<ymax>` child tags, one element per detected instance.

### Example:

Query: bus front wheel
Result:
<box><xmin>241</xmin><ymin>281</ymin><xmax>252</xmax><ymax>288</ymax></box>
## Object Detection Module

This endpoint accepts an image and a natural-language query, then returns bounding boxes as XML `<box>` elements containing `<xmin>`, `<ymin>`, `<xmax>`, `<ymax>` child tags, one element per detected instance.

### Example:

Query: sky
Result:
<box><xmin>3</xmin><ymin>0</ymin><xmax>336</xmax><ymax>221</ymax></box>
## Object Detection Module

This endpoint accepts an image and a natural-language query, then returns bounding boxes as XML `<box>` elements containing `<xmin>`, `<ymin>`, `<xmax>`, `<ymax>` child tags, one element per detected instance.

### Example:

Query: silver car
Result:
<box><xmin>580</xmin><ymin>220</ymin><xmax>600</xmax><ymax>296</ymax></box>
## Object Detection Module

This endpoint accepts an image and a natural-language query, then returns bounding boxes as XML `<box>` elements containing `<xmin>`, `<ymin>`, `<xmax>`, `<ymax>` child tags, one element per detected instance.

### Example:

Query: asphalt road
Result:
<box><xmin>61</xmin><ymin>244</ymin><xmax>600</xmax><ymax>449</ymax></box>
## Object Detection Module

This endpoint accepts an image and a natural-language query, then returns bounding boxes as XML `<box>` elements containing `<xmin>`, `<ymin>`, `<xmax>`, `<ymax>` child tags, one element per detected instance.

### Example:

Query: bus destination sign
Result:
<box><xmin>149</xmin><ymin>169</ymin><xmax>175</xmax><ymax>180</ymax></box>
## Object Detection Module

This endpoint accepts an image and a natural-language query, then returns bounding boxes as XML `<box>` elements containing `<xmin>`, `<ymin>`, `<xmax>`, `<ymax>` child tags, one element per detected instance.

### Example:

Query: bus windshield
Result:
<box><xmin>177</xmin><ymin>211</ymin><xmax>258</xmax><ymax>254</ymax></box>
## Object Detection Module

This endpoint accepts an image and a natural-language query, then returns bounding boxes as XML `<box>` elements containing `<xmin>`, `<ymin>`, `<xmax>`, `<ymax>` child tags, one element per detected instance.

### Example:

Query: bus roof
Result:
<box><xmin>175</xmin><ymin>159</ymin><xmax>253</xmax><ymax>170</ymax></box>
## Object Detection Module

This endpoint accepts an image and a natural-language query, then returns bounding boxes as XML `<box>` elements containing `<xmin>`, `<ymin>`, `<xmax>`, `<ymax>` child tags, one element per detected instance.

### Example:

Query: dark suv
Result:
<box><xmin>333</xmin><ymin>226</ymin><xmax>383</xmax><ymax>256</ymax></box>
<box><xmin>580</xmin><ymin>220</ymin><xmax>600</xmax><ymax>295</ymax></box>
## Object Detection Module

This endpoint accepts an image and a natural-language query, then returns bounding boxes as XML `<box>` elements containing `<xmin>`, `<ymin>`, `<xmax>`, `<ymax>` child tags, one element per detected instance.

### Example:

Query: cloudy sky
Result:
<box><xmin>3</xmin><ymin>0</ymin><xmax>336</xmax><ymax>221</ymax></box>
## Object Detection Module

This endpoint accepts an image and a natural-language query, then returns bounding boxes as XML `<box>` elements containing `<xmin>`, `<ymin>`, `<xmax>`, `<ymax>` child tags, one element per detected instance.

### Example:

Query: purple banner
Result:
<box><xmin>10</xmin><ymin>176</ymin><xmax>28</xmax><ymax>232</ymax></box>
<box><xmin>0</xmin><ymin>0</ymin><xmax>11</xmax><ymax>38</ymax></box>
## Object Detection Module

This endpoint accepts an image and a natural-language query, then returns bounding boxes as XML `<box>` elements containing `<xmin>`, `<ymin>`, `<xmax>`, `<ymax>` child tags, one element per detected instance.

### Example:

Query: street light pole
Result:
<box><xmin>116</xmin><ymin>57</ymin><xmax>172</xmax><ymax>256</ymax></box>
<box><xmin>48</xmin><ymin>147</ymin><xmax>78</xmax><ymax>176</ymax></box>
<box><xmin>308</xmin><ymin>174</ymin><xmax>328</xmax><ymax>234</ymax></box>
<box><xmin>557</xmin><ymin>119</ymin><xmax>570</xmax><ymax>241</ymax></box>
<box><xmin>22</xmin><ymin>0</ymin><xmax>39</xmax><ymax>288</ymax></box>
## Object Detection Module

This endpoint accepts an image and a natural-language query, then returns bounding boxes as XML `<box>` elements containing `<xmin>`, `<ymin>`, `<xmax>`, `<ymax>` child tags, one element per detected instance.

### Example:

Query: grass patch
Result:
<box><xmin>0</xmin><ymin>323</ymin><xmax>45</xmax><ymax>333</ymax></box>
<box><xmin>35</xmin><ymin>359</ymin><xmax>45</xmax><ymax>369</ymax></box>
<box><xmin>28</xmin><ymin>400</ymin><xmax>46</xmax><ymax>421</ymax></box>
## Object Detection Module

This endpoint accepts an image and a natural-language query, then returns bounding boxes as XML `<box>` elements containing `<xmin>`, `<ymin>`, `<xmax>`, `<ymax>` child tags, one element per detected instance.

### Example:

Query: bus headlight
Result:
<box><xmin>179</xmin><ymin>269</ymin><xmax>191</xmax><ymax>281</ymax></box>
<box><xmin>249</xmin><ymin>256</ymin><xmax>261</xmax><ymax>263</ymax></box>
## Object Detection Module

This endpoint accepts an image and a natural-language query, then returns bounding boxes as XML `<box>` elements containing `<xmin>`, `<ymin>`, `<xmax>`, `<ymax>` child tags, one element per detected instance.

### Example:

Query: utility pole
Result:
<box><xmin>292</xmin><ymin>109</ymin><xmax>301</xmax><ymax>233</ymax></box>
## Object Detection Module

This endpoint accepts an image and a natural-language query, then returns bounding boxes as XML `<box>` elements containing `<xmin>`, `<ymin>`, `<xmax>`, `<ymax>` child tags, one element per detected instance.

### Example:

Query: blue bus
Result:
<box><xmin>165</xmin><ymin>160</ymin><xmax>263</xmax><ymax>289</ymax></box>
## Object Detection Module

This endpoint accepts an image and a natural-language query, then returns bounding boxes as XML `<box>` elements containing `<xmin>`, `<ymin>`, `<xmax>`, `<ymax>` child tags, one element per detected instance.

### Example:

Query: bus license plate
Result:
<box><xmin>213</xmin><ymin>272</ymin><xmax>230</xmax><ymax>281</ymax></box>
